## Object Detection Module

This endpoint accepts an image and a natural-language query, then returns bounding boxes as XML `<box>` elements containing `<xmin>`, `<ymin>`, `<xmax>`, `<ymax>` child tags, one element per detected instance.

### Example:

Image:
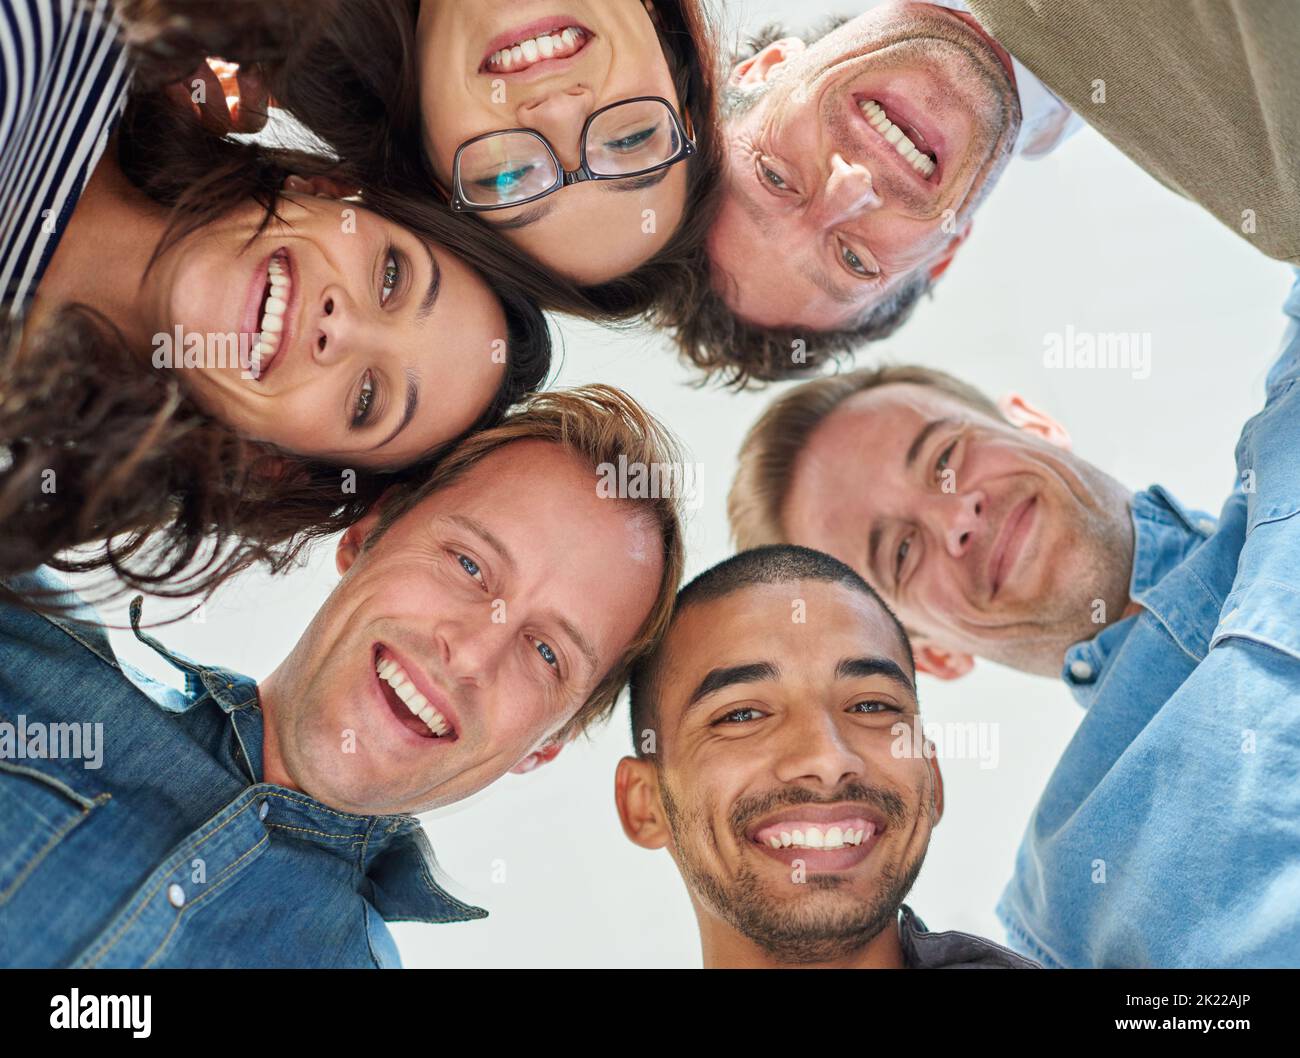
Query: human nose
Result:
<box><xmin>311</xmin><ymin>284</ymin><xmax>356</xmax><ymax>366</ymax></box>
<box><xmin>435</xmin><ymin>612</ymin><xmax>512</xmax><ymax>689</ymax></box>
<box><xmin>816</xmin><ymin>153</ymin><xmax>881</xmax><ymax>225</ymax></box>
<box><xmin>772</xmin><ymin>706</ymin><xmax>866</xmax><ymax>791</ymax></box>
<box><xmin>931</xmin><ymin>489</ymin><xmax>987</xmax><ymax>559</ymax></box>
<box><xmin>517</xmin><ymin>87</ymin><xmax>595</xmax><ymax>171</ymax></box>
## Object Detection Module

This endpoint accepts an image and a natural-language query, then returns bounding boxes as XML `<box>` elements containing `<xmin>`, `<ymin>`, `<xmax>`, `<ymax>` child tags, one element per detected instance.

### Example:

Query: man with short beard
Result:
<box><xmin>0</xmin><ymin>385</ymin><xmax>684</xmax><ymax>968</ymax></box>
<box><xmin>688</xmin><ymin>0</ymin><xmax>1299</xmax><ymax>382</ymax></box>
<box><xmin>726</xmin><ymin>273</ymin><xmax>1300</xmax><ymax>966</ymax></box>
<box><xmin>615</xmin><ymin>544</ymin><xmax>1036</xmax><ymax>968</ymax></box>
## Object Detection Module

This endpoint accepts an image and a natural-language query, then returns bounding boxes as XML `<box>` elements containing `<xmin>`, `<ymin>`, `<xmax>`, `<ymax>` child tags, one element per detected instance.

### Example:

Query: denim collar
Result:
<box><xmin>1061</xmin><ymin>486</ymin><xmax>1216</xmax><ymax>707</ymax></box>
<box><xmin>125</xmin><ymin>595</ymin><xmax>487</xmax><ymax>926</ymax></box>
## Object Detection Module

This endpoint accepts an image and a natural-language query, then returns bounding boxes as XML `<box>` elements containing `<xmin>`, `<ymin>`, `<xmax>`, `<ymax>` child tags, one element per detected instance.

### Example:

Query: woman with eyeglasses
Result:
<box><xmin>0</xmin><ymin>0</ymin><xmax>552</xmax><ymax>606</ymax></box>
<box><xmin>271</xmin><ymin>0</ymin><xmax>724</xmax><ymax>324</ymax></box>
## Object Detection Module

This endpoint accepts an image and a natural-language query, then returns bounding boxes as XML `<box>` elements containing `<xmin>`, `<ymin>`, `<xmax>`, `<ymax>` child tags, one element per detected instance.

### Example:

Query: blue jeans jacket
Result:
<box><xmin>997</xmin><ymin>272</ymin><xmax>1300</xmax><ymax>967</ymax></box>
<box><xmin>0</xmin><ymin>579</ymin><xmax>485</xmax><ymax>968</ymax></box>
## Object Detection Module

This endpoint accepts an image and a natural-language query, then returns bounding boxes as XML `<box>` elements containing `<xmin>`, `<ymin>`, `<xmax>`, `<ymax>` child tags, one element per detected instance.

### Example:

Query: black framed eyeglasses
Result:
<box><xmin>449</xmin><ymin>96</ymin><xmax>696</xmax><ymax>213</ymax></box>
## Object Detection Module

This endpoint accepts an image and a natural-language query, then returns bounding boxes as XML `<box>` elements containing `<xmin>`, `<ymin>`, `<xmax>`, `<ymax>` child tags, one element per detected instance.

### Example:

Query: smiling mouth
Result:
<box><xmin>758</xmin><ymin>821</ymin><xmax>877</xmax><ymax>850</ymax></box>
<box><xmin>857</xmin><ymin>98</ymin><xmax>938</xmax><ymax>179</ymax></box>
<box><xmin>249</xmin><ymin>249</ymin><xmax>292</xmax><ymax>381</ymax></box>
<box><xmin>990</xmin><ymin>496</ymin><xmax>1037</xmax><ymax>599</ymax></box>
<box><xmin>374</xmin><ymin>646</ymin><xmax>456</xmax><ymax>740</ymax></box>
<box><xmin>481</xmin><ymin>24</ymin><xmax>590</xmax><ymax>74</ymax></box>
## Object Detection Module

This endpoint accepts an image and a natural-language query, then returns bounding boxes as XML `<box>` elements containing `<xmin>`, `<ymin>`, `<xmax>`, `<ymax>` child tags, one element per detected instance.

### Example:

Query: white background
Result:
<box><xmin>86</xmin><ymin>0</ymin><xmax>1294</xmax><ymax>967</ymax></box>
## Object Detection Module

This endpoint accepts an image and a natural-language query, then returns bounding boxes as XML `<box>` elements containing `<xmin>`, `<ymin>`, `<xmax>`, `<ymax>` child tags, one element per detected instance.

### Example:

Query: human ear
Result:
<box><xmin>996</xmin><ymin>393</ymin><xmax>1073</xmax><ymax>450</ymax></box>
<box><xmin>510</xmin><ymin>738</ymin><xmax>566</xmax><ymax>775</ymax></box>
<box><xmin>913</xmin><ymin>642</ymin><xmax>975</xmax><ymax>680</ymax></box>
<box><xmin>615</xmin><ymin>756</ymin><xmax>671</xmax><ymax>850</ymax></box>
<box><xmin>729</xmin><ymin>38</ymin><xmax>807</xmax><ymax>88</ymax></box>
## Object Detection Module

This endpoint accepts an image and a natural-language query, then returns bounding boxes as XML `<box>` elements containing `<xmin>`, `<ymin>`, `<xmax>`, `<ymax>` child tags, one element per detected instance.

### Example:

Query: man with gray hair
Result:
<box><xmin>682</xmin><ymin>0</ymin><xmax>1299</xmax><ymax>384</ymax></box>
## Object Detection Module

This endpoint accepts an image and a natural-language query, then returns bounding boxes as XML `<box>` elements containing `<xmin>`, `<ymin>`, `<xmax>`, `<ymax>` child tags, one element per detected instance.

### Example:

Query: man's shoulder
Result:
<box><xmin>899</xmin><ymin>904</ymin><xmax>1041</xmax><ymax>968</ymax></box>
<box><xmin>0</xmin><ymin>568</ymin><xmax>121</xmax><ymax>671</ymax></box>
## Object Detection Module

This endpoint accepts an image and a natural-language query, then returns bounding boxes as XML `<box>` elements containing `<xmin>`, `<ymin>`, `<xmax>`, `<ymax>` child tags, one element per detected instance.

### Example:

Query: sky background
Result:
<box><xmin>81</xmin><ymin>0</ymin><xmax>1294</xmax><ymax>966</ymax></box>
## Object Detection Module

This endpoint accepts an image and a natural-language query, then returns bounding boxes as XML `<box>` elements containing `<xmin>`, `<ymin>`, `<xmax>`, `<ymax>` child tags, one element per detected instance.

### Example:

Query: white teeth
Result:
<box><xmin>250</xmin><ymin>254</ymin><xmax>290</xmax><ymax>377</ymax></box>
<box><xmin>488</xmin><ymin>27</ymin><xmax>585</xmax><ymax>70</ymax></box>
<box><xmin>375</xmin><ymin>653</ymin><xmax>451</xmax><ymax>737</ymax></box>
<box><xmin>764</xmin><ymin>823</ymin><xmax>875</xmax><ymax>849</ymax></box>
<box><xmin>858</xmin><ymin>98</ymin><xmax>937</xmax><ymax>177</ymax></box>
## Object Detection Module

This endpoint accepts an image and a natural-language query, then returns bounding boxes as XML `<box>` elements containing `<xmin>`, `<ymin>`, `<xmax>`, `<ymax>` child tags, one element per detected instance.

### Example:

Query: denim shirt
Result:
<box><xmin>997</xmin><ymin>272</ymin><xmax>1300</xmax><ymax>967</ymax></box>
<box><xmin>0</xmin><ymin>575</ymin><xmax>486</xmax><ymax>968</ymax></box>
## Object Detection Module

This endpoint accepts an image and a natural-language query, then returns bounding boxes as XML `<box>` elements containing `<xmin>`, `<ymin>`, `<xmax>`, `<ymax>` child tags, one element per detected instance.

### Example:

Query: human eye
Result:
<box><xmin>603</xmin><ymin>125</ymin><xmax>658</xmax><ymax>153</ymax></box>
<box><xmin>713</xmin><ymin>706</ymin><xmax>766</xmax><ymax>725</ymax></box>
<box><xmin>453</xmin><ymin>552</ymin><xmax>487</xmax><ymax>590</ymax></box>
<box><xmin>756</xmin><ymin>157</ymin><xmax>795</xmax><ymax>194</ymax></box>
<box><xmin>528</xmin><ymin>635</ymin><xmax>561</xmax><ymax>675</ymax></box>
<box><xmin>847</xmin><ymin>700</ymin><xmax>898</xmax><ymax>715</ymax></box>
<box><xmin>380</xmin><ymin>246</ymin><xmax>404</xmax><ymax>306</ymax></box>
<box><xmin>894</xmin><ymin>535</ymin><xmax>912</xmax><ymax>585</ymax></box>
<box><xmin>474</xmin><ymin>164</ymin><xmax>536</xmax><ymax>192</ymax></box>
<box><xmin>351</xmin><ymin>369</ymin><xmax>377</xmax><ymax>428</ymax></box>
<box><xmin>839</xmin><ymin>241</ymin><xmax>879</xmax><ymax>278</ymax></box>
<box><xmin>935</xmin><ymin>440</ymin><xmax>957</xmax><ymax>476</ymax></box>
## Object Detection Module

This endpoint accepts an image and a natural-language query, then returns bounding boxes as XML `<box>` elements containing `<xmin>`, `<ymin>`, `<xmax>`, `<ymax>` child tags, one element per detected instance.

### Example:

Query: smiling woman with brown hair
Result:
<box><xmin>0</xmin><ymin>0</ymin><xmax>552</xmax><ymax>607</ymax></box>
<box><xmin>268</xmin><ymin>0</ymin><xmax>725</xmax><ymax>328</ymax></box>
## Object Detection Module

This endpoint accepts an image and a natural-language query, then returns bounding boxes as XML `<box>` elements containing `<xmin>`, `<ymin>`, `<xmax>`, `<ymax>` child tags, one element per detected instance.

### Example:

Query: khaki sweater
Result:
<box><xmin>968</xmin><ymin>0</ymin><xmax>1300</xmax><ymax>263</ymax></box>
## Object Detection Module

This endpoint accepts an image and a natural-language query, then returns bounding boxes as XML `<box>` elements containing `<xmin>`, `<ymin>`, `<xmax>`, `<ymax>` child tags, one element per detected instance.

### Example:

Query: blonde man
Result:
<box><xmin>1</xmin><ymin>385</ymin><xmax>686</xmax><ymax>968</ymax></box>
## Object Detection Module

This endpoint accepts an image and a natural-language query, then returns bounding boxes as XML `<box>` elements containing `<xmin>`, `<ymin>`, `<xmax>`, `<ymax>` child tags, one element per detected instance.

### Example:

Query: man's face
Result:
<box><xmin>781</xmin><ymin>385</ymin><xmax>1133</xmax><ymax>676</ymax></box>
<box><xmin>624</xmin><ymin>580</ymin><xmax>939</xmax><ymax>964</ymax></box>
<box><xmin>265</xmin><ymin>439</ymin><xmax>664</xmax><ymax>816</ymax></box>
<box><xmin>708</xmin><ymin>1</ymin><xmax>1020</xmax><ymax>330</ymax></box>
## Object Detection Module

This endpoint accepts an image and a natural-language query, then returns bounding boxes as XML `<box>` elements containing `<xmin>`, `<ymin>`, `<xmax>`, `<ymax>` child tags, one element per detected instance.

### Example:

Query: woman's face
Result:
<box><xmin>149</xmin><ymin>190</ymin><xmax>508</xmax><ymax>470</ymax></box>
<box><xmin>417</xmin><ymin>0</ymin><xmax>690</xmax><ymax>285</ymax></box>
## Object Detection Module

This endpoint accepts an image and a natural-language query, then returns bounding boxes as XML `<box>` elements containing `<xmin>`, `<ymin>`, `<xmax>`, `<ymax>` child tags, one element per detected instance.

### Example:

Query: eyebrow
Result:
<box><xmin>602</xmin><ymin>169</ymin><xmax>671</xmax><ymax>194</ymax></box>
<box><xmin>372</xmin><ymin>369</ymin><xmax>420</xmax><ymax>451</ymax></box>
<box><xmin>835</xmin><ymin>656</ymin><xmax>915</xmax><ymax>695</ymax></box>
<box><xmin>417</xmin><ymin>241</ymin><xmax>442</xmax><ymax>322</ymax></box>
<box><xmin>687</xmin><ymin>661</ymin><xmax>780</xmax><ymax>708</ymax></box>
<box><xmin>905</xmin><ymin>417</ymin><xmax>956</xmax><ymax>468</ymax></box>
<box><xmin>446</xmin><ymin>514</ymin><xmax>599</xmax><ymax>679</ymax></box>
<box><xmin>799</xmin><ymin>262</ymin><xmax>861</xmax><ymax>306</ymax></box>
<box><xmin>556</xmin><ymin>614</ymin><xmax>601</xmax><ymax>681</ymax></box>
<box><xmin>447</xmin><ymin>514</ymin><xmax>516</xmax><ymax>573</ymax></box>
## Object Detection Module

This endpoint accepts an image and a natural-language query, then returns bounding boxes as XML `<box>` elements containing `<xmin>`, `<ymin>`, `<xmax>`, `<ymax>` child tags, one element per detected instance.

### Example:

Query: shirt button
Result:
<box><xmin>167</xmin><ymin>883</ymin><xmax>186</xmax><ymax>909</ymax></box>
<box><xmin>1197</xmin><ymin>518</ymin><xmax>1215</xmax><ymax>534</ymax></box>
<box><xmin>259</xmin><ymin>800</ymin><xmax>269</xmax><ymax>821</ymax></box>
<box><xmin>1069</xmin><ymin>659</ymin><xmax>1094</xmax><ymax>681</ymax></box>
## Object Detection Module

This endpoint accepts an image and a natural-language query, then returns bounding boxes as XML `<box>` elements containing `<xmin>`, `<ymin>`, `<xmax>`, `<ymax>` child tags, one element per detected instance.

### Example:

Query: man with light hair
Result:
<box><xmin>726</xmin><ymin>272</ymin><xmax>1300</xmax><ymax>966</ymax></box>
<box><xmin>0</xmin><ymin>385</ymin><xmax>686</xmax><ymax>968</ymax></box>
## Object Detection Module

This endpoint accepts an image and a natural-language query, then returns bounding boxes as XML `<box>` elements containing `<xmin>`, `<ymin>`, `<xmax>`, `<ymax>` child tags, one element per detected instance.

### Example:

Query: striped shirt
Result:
<box><xmin>0</xmin><ymin>0</ymin><xmax>132</xmax><ymax>314</ymax></box>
